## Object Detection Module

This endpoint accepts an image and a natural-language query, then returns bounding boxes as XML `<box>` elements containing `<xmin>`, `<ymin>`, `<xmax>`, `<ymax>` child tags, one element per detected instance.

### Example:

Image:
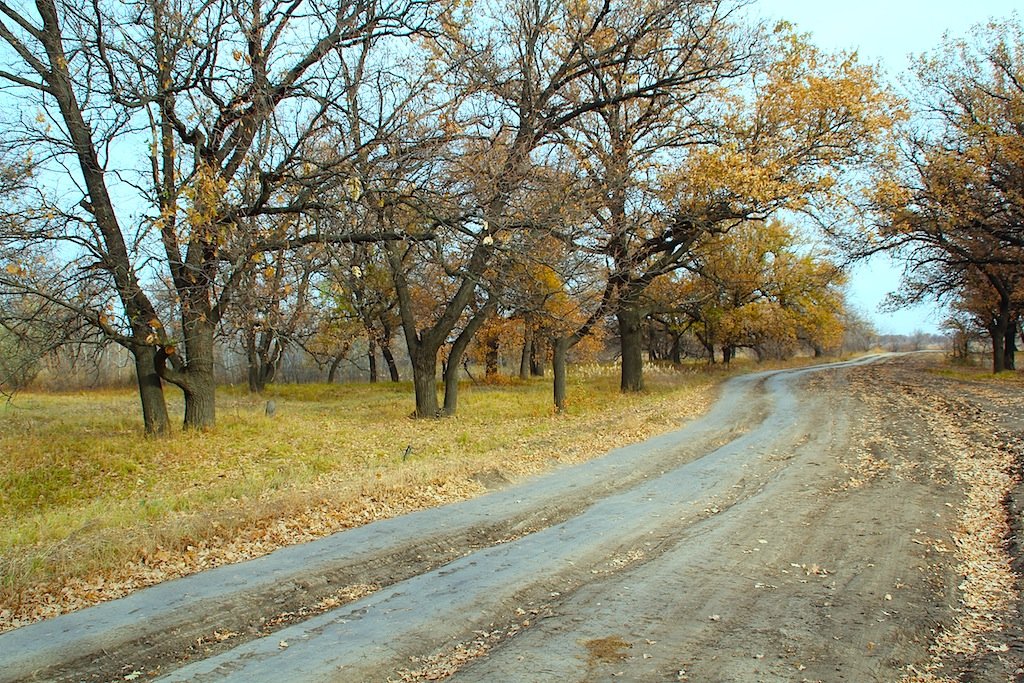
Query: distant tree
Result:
<box><xmin>323</xmin><ymin>244</ymin><xmax>402</xmax><ymax>383</ymax></box>
<box><xmin>679</xmin><ymin>220</ymin><xmax>847</xmax><ymax>362</ymax></box>
<box><xmin>840</xmin><ymin>307</ymin><xmax>878</xmax><ymax>355</ymax></box>
<box><xmin>556</xmin><ymin>21</ymin><xmax>900</xmax><ymax>395</ymax></box>
<box><xmin>387</xmin><ymin>0</ymin><xmax>747</xmax><ymax>417</ymax></box>
<box><xmin>221</xmin><ymin>232</ymin><xmax>325</xmax><ymax>394</ymax></box>
<box><xmin>952</xmin><ymin>270</ymin><xmax>1023</xmax><ymax>371</ymax></box>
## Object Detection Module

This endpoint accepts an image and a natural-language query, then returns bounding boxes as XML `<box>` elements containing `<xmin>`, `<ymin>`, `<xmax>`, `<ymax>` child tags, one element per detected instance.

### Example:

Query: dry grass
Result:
<box><xmin>930</xmin><ymin>357</ymin><xmax>1024</xmax><ymax>386</ymax></box>
<box><xmin>1</xmin><ymin>360</ymin><xmax>775</xmax><ymax>631</ymax></box>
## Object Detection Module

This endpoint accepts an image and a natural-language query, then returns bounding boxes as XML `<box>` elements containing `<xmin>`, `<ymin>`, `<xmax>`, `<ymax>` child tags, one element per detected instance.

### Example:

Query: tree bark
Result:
<box><xmin>722</xmin><ymin>345</ymin><xmax>734</xmax><ymax>365</ymax></box>
<box><xmin>327</xmin><ymin>344</ymin><xmax>350</xmax><ymax>384</ymax></box>
<box><xmin>670</xmin><ymin>332</ymin><xmax>682</xmax><ymax>365</ymax></box>
<box><xmin>991</xmin><ymin>327</ymin><xmax>1007</xmax><ymax>373</ymax></box>
<box><xmin>246</xmin><ymin>335</ymin><xmax>284</xmax><ymax>394</ymax></box>
<box><xmin>368</xmin><ymin>339</ymin><xmax>378</xmax><ymax>383</ymax></box>
<box><xmin>1004</xmin><ymin>319</ymin><xmax>1017</xmax><ymax>371</ymax></box>
<box><xmin>530</xmin><ymin>337</ymin><xmax>545</xmax><ymax>377</ymax></box>
<box><xmin>247</xmin><ymin>360</ymin><xmax>260</xmax><ymax>394</ymax></box>
<box><xmin>443</xmin><ymin>300</ymin><xmax>495</xmax><ymax>416</ymax></box>
<box><xmin>987</xmin><ymin>291</ymin><xmax>1013</xmax><ymax>373</ymax></box>
<box><xmin>519</xmin><ymin>322</ymin><xmax>533</xmax><ymax>380</ymax></box>
<box><xmin>553</xmin><ymin>336</ymin><xmax>569</xmax><ymax>413</ymax></box>
<box><xmin>618</xmin><ymin>305</ymin><xmax>645</xmax><ymax>393</ymax></box>
<box><xmin>699</xmin><ymin>333</ymin><xmax>715</xmax><ymax>364</ymax></box>
<box><xmin>485</xmin><ymin>337</ymin><xmax>500</xmax><ymax>379</ymax></box>
<box><xmin>245</xmin><ymin>330</ymin><xmax>260</xmax><ymax>393</ymax></box>
<box><xmin>158</xmin><ymin>314</ymin><xmax>217</xmax><ymax>430</ymax></box>
<box><xmin>647</xmin><ymin>322</ymin><xmax>659</xmax><ymax>362</ymax></box>
<box><xmin>411</xmin><ymin>349</ymin><xmax>441</xmax><ymax>417</ymax></box>
<box><xmin>133</xmin><ymin>344</ymin><xmax>170</xmax><ymax>436</ymax></box>
<box><xmin>181</xmin><ymin>319</ymin><xmax>217</xmax><ymax>429</ymax></box>
<box><xmin>381</xmin><ymin>342</ymin><xmax>400</xmax><ymax>382</ymax></box>
<box><xmin>182</xmin><ymin>373</ymin><xmax>216</xmax><ymax>429</ymax></box>
<box><xmin>379</xmin><ymin>319</ymin><xmax>400</xmax><ymax>382</ymax></box>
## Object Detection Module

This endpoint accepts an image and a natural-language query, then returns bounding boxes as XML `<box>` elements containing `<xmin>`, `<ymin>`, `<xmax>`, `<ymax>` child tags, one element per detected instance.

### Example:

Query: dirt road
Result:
<box><xmin>2</xmin><ymin>353</ymin><xmax>1022</xmax><ymax>682</ymax></box>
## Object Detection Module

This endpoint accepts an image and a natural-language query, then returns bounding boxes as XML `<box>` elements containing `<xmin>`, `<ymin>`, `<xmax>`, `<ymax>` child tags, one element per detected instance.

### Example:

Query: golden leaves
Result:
<box><xmin>344</xmin><ymin>176</ymin><xmax>363</xmax><ymax>202</ymax></box>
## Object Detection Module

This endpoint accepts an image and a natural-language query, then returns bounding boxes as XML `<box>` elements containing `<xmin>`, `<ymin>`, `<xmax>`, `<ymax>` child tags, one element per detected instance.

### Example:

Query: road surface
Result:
<box><xmin>2</xmin><ymin>353</ymin><xmax>1021</xmax><ymax>682</ymax></box>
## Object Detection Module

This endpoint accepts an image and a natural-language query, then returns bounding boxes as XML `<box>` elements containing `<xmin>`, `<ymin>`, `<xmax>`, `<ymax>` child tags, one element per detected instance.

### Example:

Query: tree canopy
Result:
<box><xmin>0</xmin><ymin>0</ymin><xmax>916</xmax><ymax>431</ymax></box>
<box><xmin>864</xmin><ymin>17</ymin><xmax>1024</xmax><ymax>371</ymax></box>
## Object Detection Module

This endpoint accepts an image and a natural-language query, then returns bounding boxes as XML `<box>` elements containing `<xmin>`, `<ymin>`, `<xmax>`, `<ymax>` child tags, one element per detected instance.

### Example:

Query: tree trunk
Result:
<box><xmin>697</xmin><ymin>331</ymin><xmax>715</xmax><ymax>364</ymax></box>
<box><xmin>133</xmin><ymin>344</ymin><xmax>170</xmax><ymax>436</ymax></box>
<box><xmin>386</xmin><ymin>239</ymin><xmax>489</xmax><ymax>419</ymax></box>
<box><xmin>670</xmin><ymin>332</ymin><xmax>682</xmax><ymax>365</ymax></box>
<box><xmin>443</xmin><ymin>301</ymin><xmax>495</xmax><ymax>416</ymax></box>
<box><xmin>181</xmin><ymin>320</ymin><xmax>217</xmax><ymax>430</ymax></box>
<box><xmin>441</xmin><ymin>356</ymin><xmax>461</xmax><ymax>417</ymax></box>
<box><xmin>182</xmin><ymin>374</ymin><xmax>216</xmax><ymax>429</ymax></box>
<box><xmin>722</xmin><ymin>345</ymin><xmax>734</xmax><ymax>365</ymax></box>
<box><xmin>368</xmin><ymin>339</ymin><xmax>378</xmax><ymax>383</ymax></box>
<box><xmin>1004</xmin><ymin>320</ymin><xmax>1017</xmax><ymax>371</ymax></box>
<box><xmin>327</xmin><ymin>345</ymin><xmax>349</xmax><ymax>384</ymax></box>
<box><xmin>158</xmin><ymin>314</ymin><xmax>217</xmax><ymax>430</ymax></box>
<box><xmin>485</xmin><ymin>337</ymin><xmax>500</xmax><ymax>379</ymax></box>
<box><xmin>39</xmin><ymin>25</ymin><xmax>171</xmax><ymax>433</ymax></box>
<box><xmin>988</xmin><ymin>293</ymin><xmax>1013</xmax><ymax>373</ymax></box>
<box><xmin>991</xmin><ymin>327</ymin><xmax>1006</xmax><ymax>373</ymax></box>
<box><xmin>519</xmin><ymin>323</ymin><xmax>533</xmax><ymax>380</ymax></box>
<box><xmin>245</xmin><ymin>330</ymin><xmax>261</xmax><ymax>393</ymax></box>
<box><xmin>553</xmin><ymin>336</ymin><xmax>569</xmax><ymax>413</ymax></box>
<box><xmin>530</xmin><ymin>338</ymin><xmax>545</xmax><ymax>377</ymax></box>
<box><xmin>246</xmin><ymin>335</ymin><xmax>284</xmax><ymax>394</ymax></box>
<box><xmin>381</xmin><ymin>342</ymin><xmax>400</xmax><ymax>382</ymax></box>
<box><xmin>618</xmin><ymin>305</ymin><xmax>644</xmax><ymax>393</ymax></box>
<box><xmin>411</xmin><ymin>348</ymin><xmax>441</xmax><ymax>417</ymax></box>
<box><xmin>647</xmin><ymin>322</ymin><xmax>660</xmax><ymax>362</ymax></box>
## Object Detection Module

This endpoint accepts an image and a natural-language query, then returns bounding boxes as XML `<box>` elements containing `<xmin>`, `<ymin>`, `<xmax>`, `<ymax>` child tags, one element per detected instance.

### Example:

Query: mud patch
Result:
<box><xmin>584</xmin><ymin>635</ymin><xmax>632</xmax><ymax>662</ymax></box>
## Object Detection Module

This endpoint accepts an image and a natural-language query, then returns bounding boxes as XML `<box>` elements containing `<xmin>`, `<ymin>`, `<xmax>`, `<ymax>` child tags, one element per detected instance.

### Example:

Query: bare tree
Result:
<box><xmin>388</xmin><ymin>0</ymin><xmax>776</xmax><ymax>417</ymax></box>
<box><xmin>0</xmin><ymin>0</ymin><xmax>438</xmax><ymax>431</ymax></box>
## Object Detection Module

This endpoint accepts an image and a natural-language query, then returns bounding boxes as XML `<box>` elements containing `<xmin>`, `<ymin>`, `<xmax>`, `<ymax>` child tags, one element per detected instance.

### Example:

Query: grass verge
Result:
<box><xmin>0</xmin><ymin>359</ymin><xmax>787</xmax><ymax>631</ymax></box>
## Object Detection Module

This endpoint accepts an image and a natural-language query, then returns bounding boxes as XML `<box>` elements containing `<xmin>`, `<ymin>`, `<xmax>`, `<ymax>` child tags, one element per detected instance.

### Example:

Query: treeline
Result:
<box><xmin>6</xmin><ymin>225</ymin><xmax>871</xmax><ymax>394</ymax></box>
<box><xmin>0</xmin><ymin>0</ymin><xmax>928</xmax><ymax>434</ymax></box>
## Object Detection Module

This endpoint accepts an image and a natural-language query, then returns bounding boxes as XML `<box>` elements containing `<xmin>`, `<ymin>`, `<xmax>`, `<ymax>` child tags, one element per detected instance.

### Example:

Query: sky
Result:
<box><xmin>748</xmin><ymin>1</ymin><xmax>1022</xmax><ymax>335</ymax></box>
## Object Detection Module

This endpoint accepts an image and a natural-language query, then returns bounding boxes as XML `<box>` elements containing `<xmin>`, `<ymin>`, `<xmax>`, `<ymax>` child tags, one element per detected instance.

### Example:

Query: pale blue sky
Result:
<box><xmin>751</xmin><ymin>1</ymin><xmax>1022</xmax><ymax>335</ymax></box>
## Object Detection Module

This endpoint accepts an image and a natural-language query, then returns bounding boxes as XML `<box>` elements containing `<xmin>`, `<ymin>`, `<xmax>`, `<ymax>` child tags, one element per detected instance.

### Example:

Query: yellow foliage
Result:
<box><xmin>184</xmin><ymin>164</ymin><xmax>228</xmax><ymax>239</ymax></box>
<box><xmin>668</xmin><ymin>26</ymin><xmax>904</xmax><ymax>216</ymax></box>
<box><xmin>683</xmin><ymin>220</ymin><xmax>847</xmax><ymax>354</ymax></box>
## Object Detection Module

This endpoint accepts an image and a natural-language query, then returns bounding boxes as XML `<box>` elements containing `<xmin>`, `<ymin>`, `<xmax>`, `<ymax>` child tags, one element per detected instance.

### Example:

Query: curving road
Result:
<box><xmin>1</xmin><ymin>354</ymin><xmax>966</xmax><ymax>682</ymax></box>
